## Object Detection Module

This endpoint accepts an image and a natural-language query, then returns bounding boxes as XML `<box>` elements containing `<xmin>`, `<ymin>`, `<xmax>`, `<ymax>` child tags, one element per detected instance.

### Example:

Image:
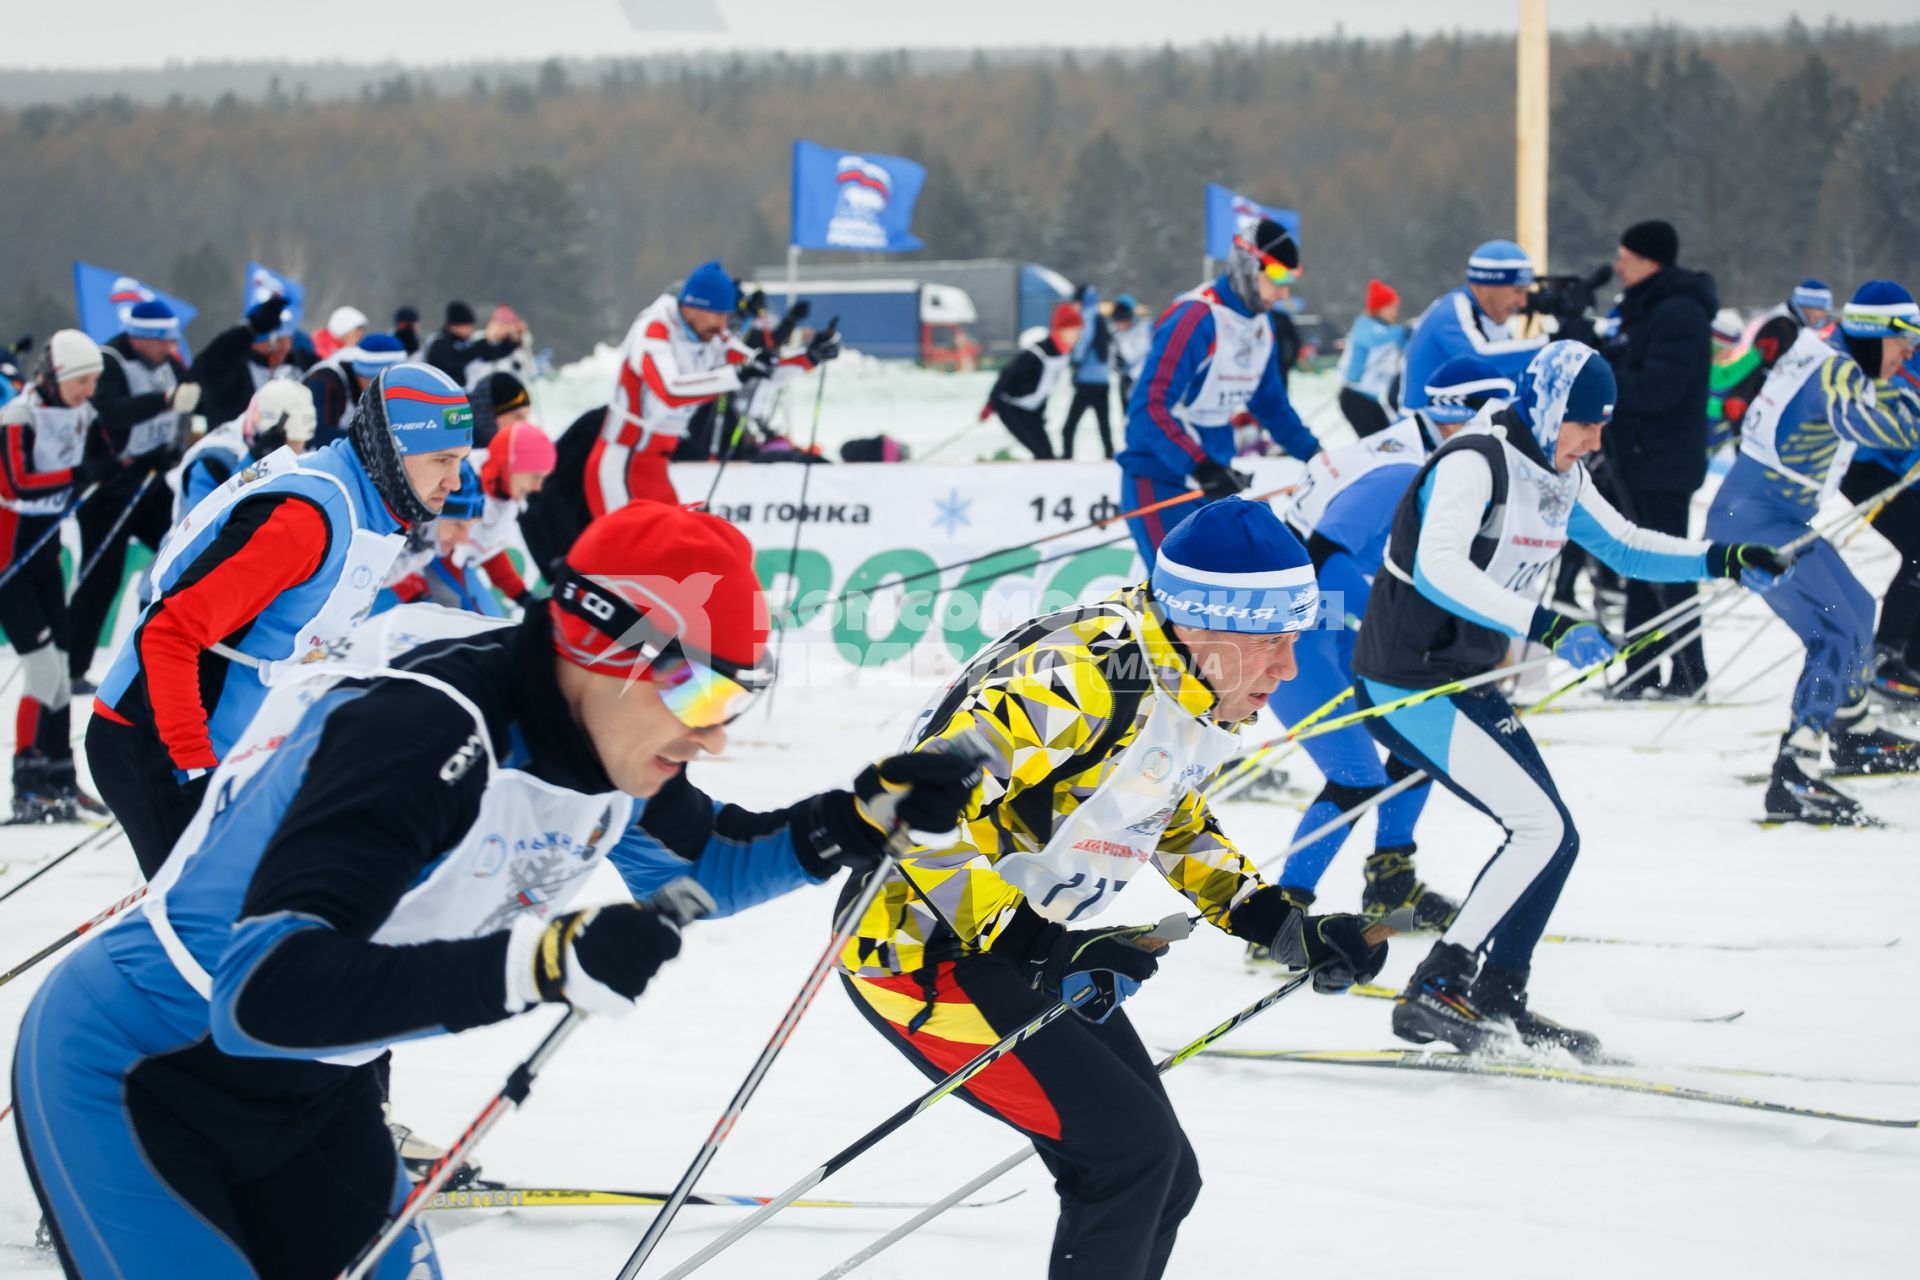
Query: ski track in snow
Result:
<box><xmin>0</xmin><ymin>369</ymin><xmax>1915</xmax><ymax>1278</ymax></box>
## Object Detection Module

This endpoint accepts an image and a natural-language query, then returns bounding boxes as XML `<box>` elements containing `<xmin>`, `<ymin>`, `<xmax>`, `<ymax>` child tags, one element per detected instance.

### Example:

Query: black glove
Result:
<box><xmin>797</xmin><ymin>748</ymin><xmax>985</xmax><ymax>878</ymax></box>
<box><xmin>1232</xmin><ymin>885</ymin><xmax>1384</xmax><ymax>994</ymax></box>
<box><xmin>246</xmin><ymin>293</ymin><xmax>288</xmax><ymax>336</ymax></box>
<box><xmin>1192</xmin><ymin>456</ymin><xmax>1250</xmax><ymax>500</ymax></box>
<box><xmin>738</xmin><ymin>288</ymin><xmax>768</xmax><ymax>320</ymax></box>
<box><xmin>78</xmin><ymin>451</ymin><xmax>120</xmax><ymax>488</ymax></box>
<box><xmin>786</xmin><ymin>299</ymin><xmax>812</xmax><ymax>325</ymax></box>
<box><xmin>1026</xmin><ymin>917</ymin><xmax>1166</xmax><ymax>1023</ymax></box>
<box><xmin>1707</xmin><ymin>542</ymin><xmax>1791</xmax><ymax>591</ymax></box>
<box><xmin>523</xmin><ymin>881</ymin><xmax>712</xmax><ymax>1018</ymax></box>
<box><xmin>733</xmin><ymin>348</ymin><xmax>776</xmax><ymax>385</ymax></box>
<box><xmin>805</xmin><ymin>324</ymin><xmax>842</xmax><ymax>365</ymax></box>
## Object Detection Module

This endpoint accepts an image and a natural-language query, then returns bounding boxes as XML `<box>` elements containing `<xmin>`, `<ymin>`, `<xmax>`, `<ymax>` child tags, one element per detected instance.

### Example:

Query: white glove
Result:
<box><xmin>170</xmin><ymin>382</ymin><xmax>202</xmax><ymax>414</ymax></box>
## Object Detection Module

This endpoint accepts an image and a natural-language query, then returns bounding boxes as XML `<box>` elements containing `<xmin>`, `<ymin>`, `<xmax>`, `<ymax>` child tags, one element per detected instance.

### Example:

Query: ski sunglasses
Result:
<box><xmin>552</xmin><ymin>571</ymin><xmax>773</xmax><ymax>728</ymax></box>
<box><xmin>1233</xmin><ymin>233</ymin><xmax>1300</xmax><ymax>285</ymax></box>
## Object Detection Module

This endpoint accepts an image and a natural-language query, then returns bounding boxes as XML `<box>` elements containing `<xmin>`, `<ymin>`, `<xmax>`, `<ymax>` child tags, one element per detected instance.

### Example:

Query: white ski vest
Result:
<box><xmin>1169</xmin><ymin>286</ymin><xmax>1275</xmax><ymax>430</ymax></box>
<box><xmin>1739</xmin><ymin>326</ymin><xmax>1851</xmax><ymax>498</ymax></box>
<box><xmin>1284</xmin><ymin>416</ymin><xmax>1428</xmax><ymax>539</ymax></box>
<box><xmin>0</xmin><ymin>394</ymin><xmax>93</xmax><ymax>514</ymax></box>
<box><xmin>1001</xmin><ymin>345</ymin><xmax>1071</xmax><ymax>413</ymax></box>
<box><xmin>102</xmin><ymin>346</ymin><xmax>181</xmax><ymax>459</ymax></box>
<box><xmin>166</xmin><ymin>421</ymin><xmax>247</xmax><ymax>523</ymax></box>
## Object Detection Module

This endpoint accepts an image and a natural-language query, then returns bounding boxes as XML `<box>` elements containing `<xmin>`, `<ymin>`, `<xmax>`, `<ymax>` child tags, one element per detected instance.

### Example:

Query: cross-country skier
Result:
<box><xmin>838</xmin><ymin>496</ymin><xmax>1386</xmax><ymax>1279</ymax></box>
<box><xmin>191</xmin><ymin>293</ymin><xmax>304</xmax><ymax>429</ymax></box>
<box><xmin>305</xmin><ymin>332</ymin><xmax>406</xmax><ymax>448</ymax></box>
<box><xmin>1354</xmin><ymin>340</ymin><xmax>1788</xmax><ymax>1058</ymax></box>
<box><xmin>462</xmin><ymin>416</ymin><xmax>557</xmax><ymax>609</ymax></box>
<box><xmin>1846</xmin><ymin>349</ymin><xmax>1920</xmax><ymax>700</ymax></box>
<box><xmin>979</xmin><ymin>301</ymin><xmax>1081</xmax><ymax>460</ymax></box>
<box><xmin>1398</xmin><ymin>239</ymin><xmax>1548</xmax><ymax>415</ymax></box>
<box><xmin>69</xmin><ymin>300</ymin><xmax>202</xmax><ymax>692</ymax></box>
<box><xmin>1705</xmin><ymin>280</ymin><xmax>1920</xmax><ymax>825</ymax></box>
<box><xmin>14</xmin><ymin>500</ymin><xmax>978</xmax><ymax>1280</ymax></box>
<box><xmin>1254</xmin><ymin>355</ymin><xmax>1518</xmax><ymax>945</ymax></box>
<box><xmin>1115</xmin><ymin>217</ymin><xmax>1324</xmax><ymax>561</ymax></box>
<box><xmin>589</xmin><ymin>261</ymin><xmax>838</xmax><ymax>512</ymax></box>
<box><xmin>168</xmin><ymin>380</ymin><xmax>320</xmax><ymax>522</ymax></box>
<box><xmin>0</xmin><ymin>331</ymin><xmax>113</xmax><ymax>821</ymax></box>
<box><xmin>1109</xmin><ymin>294</ymin><xmax>1151</xmax><ymax>408</ymax></box>
<box><xmin>86</xmin><ymin>364</ymin><xmax>474</xmax><ymax>877</ymax></box>
<box><xmin>1335</xmin><ymin>278</ymin><xmax>1410</xmax><ymax>438</ymax></box>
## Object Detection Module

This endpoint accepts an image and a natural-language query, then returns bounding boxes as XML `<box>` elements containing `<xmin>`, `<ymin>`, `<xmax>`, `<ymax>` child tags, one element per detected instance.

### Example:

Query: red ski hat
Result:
<box><xmin>1050</xmin><ymin>301</ymin><xmax>1083</xmax><ymax>349</ymax></box>
<box><xmin>550</xmin><ymin>503</ymin><xmax>770</xmax><ymax>675</ymax></box>
<box><xmin>1365</xmin><ymin>278</ymin><xmax>1400</xmax><ymax>315</ymax></box>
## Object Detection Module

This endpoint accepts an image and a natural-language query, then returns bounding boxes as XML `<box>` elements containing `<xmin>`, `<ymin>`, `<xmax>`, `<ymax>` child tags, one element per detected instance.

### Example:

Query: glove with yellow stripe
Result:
<box><xmin>796</xmin><ymin>746</ymin><xmax>985</xmax><ymax>878</ymax></box>
<box><xmin>505</xmin><ymin>879</ymin><xmax>714</xmax><ymax>1018</ymax></box>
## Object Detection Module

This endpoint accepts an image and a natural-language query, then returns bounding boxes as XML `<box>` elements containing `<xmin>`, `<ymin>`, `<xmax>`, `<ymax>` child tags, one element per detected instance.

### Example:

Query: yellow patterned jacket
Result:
<box><xmin>837</xmin><ymin>583</ymin><xmax>1268</xmax><ymax>979</ymax></box>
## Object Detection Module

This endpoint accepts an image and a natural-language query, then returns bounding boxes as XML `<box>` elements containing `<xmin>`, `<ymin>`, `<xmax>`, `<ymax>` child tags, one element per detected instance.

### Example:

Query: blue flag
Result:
<box><xmin>790</xmin><ymin>140</ymin><xmax>926</xmax><ymax>253</ymax></box>
<box><xmin>244</xmin><ymin>260</ymin><xmax>306</xmax><ymax>328</ymax></box>
<box><xmin>71</xmin><ymin>262</ymin><xmax>200</xmax><ymax>351</ymax></box>
<box><xmin>1204</xmin><ymin>184</ymin><xmax>1302</xmax><ymax>261</ymax></box>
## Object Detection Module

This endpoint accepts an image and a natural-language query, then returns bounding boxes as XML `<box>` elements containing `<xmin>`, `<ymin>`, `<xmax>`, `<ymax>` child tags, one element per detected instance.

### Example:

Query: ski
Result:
<box><xmin>1197</xmin><ymin>1048</ymin><xmax>1920</xmax><ymax>1128</ymax></box>
<box><xmin>1345</xmin><ymin>983</ymin><xmax>1743</xmax><ymax>1024</ymax></box>
<box><xmin>422</xmin><ymin>1180</ymin><xmax>1024</xmax><ymax>1213</ymax></box>
<box><xmin>1541</xmin><ymin>931</ymin><xmax>1897</xmax><ymax>952</ymax></box>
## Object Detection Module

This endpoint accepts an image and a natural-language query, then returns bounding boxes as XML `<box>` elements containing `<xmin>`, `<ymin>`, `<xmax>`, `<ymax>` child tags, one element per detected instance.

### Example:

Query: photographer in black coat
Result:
<box><xmin>1603</xmin><ymin>219</ymin><xmax>1717</xmax><ymax>697</ymax></box>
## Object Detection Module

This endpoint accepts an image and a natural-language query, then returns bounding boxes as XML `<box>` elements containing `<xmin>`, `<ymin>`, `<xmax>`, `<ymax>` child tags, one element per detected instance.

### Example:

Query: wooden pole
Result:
<box><xmin>1515</xmin><ymin>0</ymin><xmax>1550</xmax><ymax>271</ymax></box>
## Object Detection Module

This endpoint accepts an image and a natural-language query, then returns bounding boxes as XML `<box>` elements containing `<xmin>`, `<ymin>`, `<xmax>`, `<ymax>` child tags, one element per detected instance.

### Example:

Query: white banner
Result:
<box><xmin>670</xmin><ymin>457</ymin><xmax>1307</xmax><ymax>682</ymax></box>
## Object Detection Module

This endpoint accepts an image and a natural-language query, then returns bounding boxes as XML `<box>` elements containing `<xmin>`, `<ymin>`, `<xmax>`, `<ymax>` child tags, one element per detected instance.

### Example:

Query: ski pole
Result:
<box><xmin>70</xmin><ymin>470</ymin><xmax>159</xmax><ymax>592</ymax></box>
<box><xmin>339</xmin><ymin>879</ymin><xmax>715</xmax><ymax>1280</ymax></box>
<box><xmin>763</xmin><ymin>344</ymin><xmax>835</xmax><ymax>715</ymax></box>
<box><xmin>611</xmin><ymin>739</ymin><xmax>990</xmax><ymax>1279</ymax></box>
<box><xmin>1206</xmin><ymin>684</ymin><xmax>1355</xmax><ymax>803</ymax></box>
<box><xmin>0</xmin><ymin>484</ymin><xmax>98</xmax><ymax>595</ymax></box>
<box><xmin>0</xmin><ymin>819</ymin><xmax>122</xmax><ymax>906</ymax></box>
<box><xmin>816</xmin><ymin>927</ymin><xmax>1390</xmax><ymax>1278</ymax></box>
<box><xmin>0</xmin><ymin>882</ymin><xmax>146</xmax><ymax>990</ymax></box>
<box><xmin>651</xmin><ymin>914</ymin><xmax>1193</xmax><ymax>1280</ymax></box>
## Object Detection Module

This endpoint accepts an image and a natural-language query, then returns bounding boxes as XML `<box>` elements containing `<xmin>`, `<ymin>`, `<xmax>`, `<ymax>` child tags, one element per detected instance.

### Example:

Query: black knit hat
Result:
<box><xmin>1619</xmin><ymin>220</ymin><xmax>1678</xmax><ymax>268</ymax></box>
<box><xmin>445</xmin><ymin>300</ymin><xmax>477</xmax><ymax>327</ymax></box>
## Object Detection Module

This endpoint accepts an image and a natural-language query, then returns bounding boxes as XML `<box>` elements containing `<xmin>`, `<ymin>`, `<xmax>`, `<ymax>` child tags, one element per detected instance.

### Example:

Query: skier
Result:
<box><xmin>1771</xmin><ymin>278</ymin><xmax>1836</xmax><ymax>337</ymax></box>
<box><xmin>1398</xmin><ymin>239</ymin><xmax>1548</xmax><ymax>415</ymax></box>
<box><xmin>1060</xmin><ymin>286</ymin><xmax>1116</xmax><ymax>460</ymax></box>
<box><xmin>468</xmin><ymin>368</ymin><xmax>534</xmax><ymax>449</ymax></box>
<box><xmin>0</xmin><ymin>331</ymin><xmax>113</xmax><ymax>821</ymax></box>
<box><xmin>466</xmin><ymin>416</ymin><xmax>556</xmax><ymax>609</ymax></box>
<box><xmin>978</xmin><ymin>301</ymin><xmax>1080</xmax><ymax>461</ymax></box>
<box><xmin>839</xmin><ymin>496</ymin><xmax>1386</xmax><ymax>1280</ymax></box>
<box><xmin>1115</xmin><ymin>217</ymin><xmax>1324</xmax><ymax>562</ymax></box>
<box><xmin>191</xmin><ymin>293</ymin><xmax>303</xmax><ymax>429</ymax></box>
<box><xmin>15</xmin><ymin>500</ymin><xmax>978</xmax><ymax>1280</ymax></box>
<box><xmin>313</xmin><ymin>305</ymin><xmax>369</xmax><ymax>361</ymax></box>
<box><xmin>69</xmin><ymin>300</ymin><xmax>203</xmax><ymax>692</ymax></box>
<box><xmin>169</xmin><ymin>380</ymin><xmax>321</xmax><ymax>522</ymax></box>
<box><xmin>1335</xmin><ymin>278</ymin><xmax>1409</xmax><ymax>438</ymax></box>
<box><xmin>1256</xmin><ymin>355</ymin><xmax>1518</xmax><ymax>942</ymax></box>
<box><xmin>1354</xmin><ymin>340</ymin><xmax>1787</xmax><ymax>1058</ymax></box>
<box><xmin>1847</xmin><ymin>349</ymin><xmax>1920</xmax><ymax>699</ymax></box>
<box><xmin>381</xmin><ymin>464</ymin><xmax>500</xmax><ymax>616</ymax></box>
<box><xmin>1705</xmin><ymin>280</ymin><xmax>1920</xmax><ymax>825</ymax></box>
<box><xmin>589</xmin><ymin>261</ymin><xmax>837</xmax><ymax>512</ymax></box>
<box><xmin>1109</xmin><ymin>294</ymin><xmax>1151</xmax><ymax>408</ymax></box>
<box><xmin>305</xmin><ymin>332</ymin><xmax>406</xmax><ymax>448</ymax></box>
<box><xmin>86</xmin><ymin>364</ymin><xmax>474</xmax><ymax>877</ymax></box>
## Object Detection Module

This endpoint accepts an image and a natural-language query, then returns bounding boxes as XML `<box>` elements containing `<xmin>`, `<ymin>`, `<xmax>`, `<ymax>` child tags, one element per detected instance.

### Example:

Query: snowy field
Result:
<box><xmin>1</xmin><ymin>361</ymin><xmax>1916</xmax><ymax>1278</ymax></box>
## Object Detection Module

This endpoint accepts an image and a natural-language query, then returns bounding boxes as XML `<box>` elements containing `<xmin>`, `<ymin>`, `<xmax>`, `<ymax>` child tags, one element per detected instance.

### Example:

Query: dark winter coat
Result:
<box><xmin>1604</xmin><ymin>265</ymin><xmax>1717</xmax><ymax>496</ymax></box>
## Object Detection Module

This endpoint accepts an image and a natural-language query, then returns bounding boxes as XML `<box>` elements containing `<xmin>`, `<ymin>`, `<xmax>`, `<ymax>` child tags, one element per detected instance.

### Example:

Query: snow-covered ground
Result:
<box><xmin>1</xmin><ymin>362</ymin><xmax>1915</xmax><ymax>1278</ymax></box>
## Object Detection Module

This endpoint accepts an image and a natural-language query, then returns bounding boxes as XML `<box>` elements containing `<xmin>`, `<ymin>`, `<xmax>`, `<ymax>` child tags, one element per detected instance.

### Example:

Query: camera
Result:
<box><xmin>1525</xmin><ymin>264</ymin><xmax>1614</xmax><ymax>324</ymax></box>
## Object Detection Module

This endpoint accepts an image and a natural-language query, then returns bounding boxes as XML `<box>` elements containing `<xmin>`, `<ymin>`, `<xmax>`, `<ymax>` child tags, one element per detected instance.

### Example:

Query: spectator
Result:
<box><xmin>1060</xmin><ymin>286</ymin><xmax>1116</xmax><ymax>459</ymax></box>
<box><xmin>1603</xmin><ymin>218</ymin><xmax>1718</xmax><ymax>697</ymax></box>
<box><xmin>980</xmin><ymin>302</ymin><xmax>1079</xmax><ymax>460</ymax></box>
<box><xmin>423</xmin><ymin>300</ymin><xmax>524</xmax><ymax>388</ymax></box>
<box><xmin>1337</xmin><ymin>278</ymin><xmax>1410</xmax><ymax>437</ymax></box>
<box><xmin>393</xmin><ymin>304</ymin><xmax>423</xmax><ymax>356</ymax></box>
<box><xmin>312</xmin><ymin>306</ymin><xmax>368</xmax><ymax>361</ymax></box>
<box><xmin>189</xmin><ymin>293</ymin><xmax>301</xmax><ymax>429</ymax></box>
<box><xmin>1109</xmin><ymin>294</ymin><xmax>1151</xmax><ymax>407</ymax></box>
<box><xmin>1400</xmin><ymin>240</ymin><xmax>1547</xmax><ymax>414</ymax></box>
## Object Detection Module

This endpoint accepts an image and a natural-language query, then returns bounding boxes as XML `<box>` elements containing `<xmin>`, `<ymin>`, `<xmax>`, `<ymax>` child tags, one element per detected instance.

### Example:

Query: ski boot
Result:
<box><xmin>1391</xmin><ymin>941</ymin><xmax>1506</xmax><ymax>1054</ymax></box>
<box><xmin>1360</xmin><ymin>846</ymin><xmax>1458</xmax><ymax>934</ymax></box>
<box><xmin>1237</xmin><ymin>765</ymin><xmax>1294</xmax><ymax>804</ymax></box>
<box><xmin>1470</xmin><ymin>963</ymin><xmax>1604</xmax><ymax>1062</ymax></box>
<box><xmin>1763</xmin><ymin>728</ymin><xmax>1875</xmax><ymax>827</ymax></box>
<box><xmin>10</xmin><ymin>752</ymin><xmax>79</xmax><ymax>824</ymax></box>
<box><xmin>1830</xmin><ymin>701</ymin><xmax>1920</xmax><ymax>777</ymax></box>
<box><xmin>1868</xmin><ymin>646</ymin><xmax>1920</xmax><ymax>704</ymax></box>
<box><xmin>1245</xmin><ymin>887</ymin><xmax>1314</xmax><ymax>969</ymax></box>
<box><xmin>390</xmin><ymin>1121</ymin><xmax>482</xmax><ymax>1191</ymax></box>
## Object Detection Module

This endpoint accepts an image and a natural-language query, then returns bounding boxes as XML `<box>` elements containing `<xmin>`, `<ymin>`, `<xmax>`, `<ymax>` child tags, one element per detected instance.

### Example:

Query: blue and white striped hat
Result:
<box><xmin>350</xmin><ymin>332</ymin><xmax>407</xmax><ymax>379</ymax></box>
<box><xmin>1791</xmin><ymin>279</ymin><xmax>1833</xmax><ymax>313</ymax></box>
<box><xmin>1423</xmin><ymin>354</ymin><xmax>1516</xmax><ymax>424</ymax></box>
<box><xmin>1840</xmin><ymin>281</ymin><xmax>1920</xmax><ymax>339</ymax></box>
<box><xmin>1466</xmin><ymin>240</ymin><xmax>1535</xmax><ymax>287</ymax></box>
<box><xmin>125</xmin><ymin>299</ymin><xmax>180</xmax><ymax>341</ymax></box>
<box><xmin>1151</xmin><ymin>497</ymin><xmax>1319</xmax><ymax>635</ymax></box>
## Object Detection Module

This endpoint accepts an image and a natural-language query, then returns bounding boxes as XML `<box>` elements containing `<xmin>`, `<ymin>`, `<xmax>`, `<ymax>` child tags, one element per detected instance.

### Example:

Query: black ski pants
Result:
<box><xmin>1619</xmin><ymin>489</ymin><xmax>1709</xmax><ymax>692</ymax></box>
<box><xmin>1060</xmin><ymin>383</ymin><xmax>1113</xmax><ymax>459</ymax></box>
<box><xmin>993</xmin><ymin>404</ymin><xmax>1056</xmax><ymax>460</ymax></box>
<box><xmin>1339</xmin><ymin>386</ymin><xmax>1392</xmax><ymax>438</ymax></box>
<box><xmin>68</xmin><ymin>464</ymin><xmax>173</xmax><ymax>683</ymax></box>
<box><xmin>85</xmin><ymin>711</ymin><xmax>208</xmax><ymax>878</ymax></box>
<box><xmin>846</xmin><ymin>956</ymin><xmax>1200</xmax><ymax>1280</ymax></box>
<box><xmin>1841</xmin><ymin>459</ymin><xmax>1920</xmax><ymax>665</ymax></box>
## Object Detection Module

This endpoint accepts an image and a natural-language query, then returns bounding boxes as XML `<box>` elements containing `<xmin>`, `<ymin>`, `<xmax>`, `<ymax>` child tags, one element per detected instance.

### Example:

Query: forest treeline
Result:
<box><xmin>1</xmin><ymin>22</ymin><xmax>1916</xmax><ymax>362</ymax></box>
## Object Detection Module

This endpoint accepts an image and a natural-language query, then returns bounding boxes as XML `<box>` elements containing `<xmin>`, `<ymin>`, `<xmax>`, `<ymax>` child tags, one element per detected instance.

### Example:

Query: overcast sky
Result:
<box><xmin>1</xmin><ymin>1</ymin><xmax>1911</xmax><ymax>69</ymax></box>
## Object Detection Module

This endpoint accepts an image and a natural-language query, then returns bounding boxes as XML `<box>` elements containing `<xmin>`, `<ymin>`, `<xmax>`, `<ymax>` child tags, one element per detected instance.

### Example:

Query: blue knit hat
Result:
<box><xmin>1423</xmin><ymin>354</ymin><xmax>1516</xmax><ymax>425</ymax></box>
<box><xmin>351</xmin><ymin>332</ymin><xmax>407</xmax><ymax>379</ymax></box>
<box><xmin>440</xmin><ymin>461</ymin><xmax>485</xmax><ymax>520</ymax></box>
<box><xmin>1151</xmin><ymin>497</ymin><xmax>1319</xmax><ymax>635</ymax></box>
<box><xmin>1791</xmin><ymin>279</ymin><xmax>1833</xmax><ymax>313</ymax></box>
<box><xmin>1466</xmin><ymin>240</ymin><xmax>1535</xmax><ymax>287</ymax></box>
<box><xmin>125</xmin><ymin>299</ymin><xmax>180</xmax><ymax>341</ymax></box>
<box><xmin>680</xmin><ymin>260</ymin><xmax>740</xmax><ymax>315</ymax></box>
<box><xmin>1840</xmin><ymin>281</ymin><xmax>1920</xmax><ymax>339</ymax></box>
